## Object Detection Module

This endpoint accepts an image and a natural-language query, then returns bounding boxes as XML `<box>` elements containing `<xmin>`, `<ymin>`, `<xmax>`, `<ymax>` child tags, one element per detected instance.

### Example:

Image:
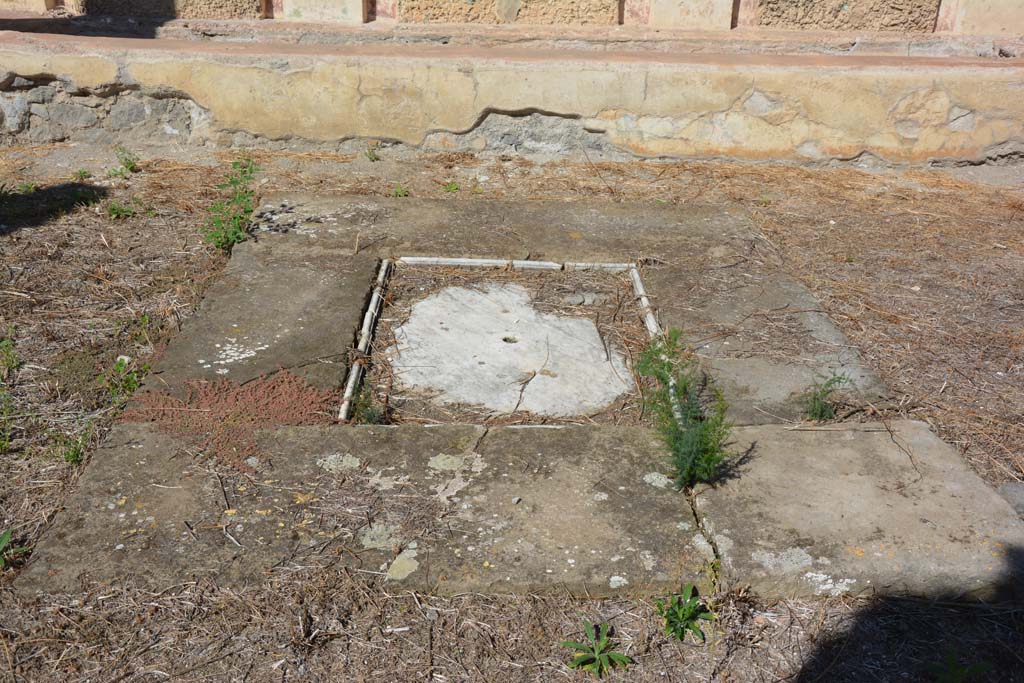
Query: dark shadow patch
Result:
<box><xmin>0</xmin><ymin>182</ymin><xmax>108</xmax><ymax>236</ymax></box>
<box><xmin>706</xmin><ymin>439</ymin><xmax>757</xmax><ymax>487</ymax></box>
<box><xmin>795</xmin><ymin>545</ymin><xmax>1024</xmax><ymax>682</ymax></box>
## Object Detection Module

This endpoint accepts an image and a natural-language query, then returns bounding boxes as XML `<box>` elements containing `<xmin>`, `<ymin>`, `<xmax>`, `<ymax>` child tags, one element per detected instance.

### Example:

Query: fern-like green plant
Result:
<box><xmin>802</xmin><ymin>371</ymin><xmax>851</xmax><ymax>422</ymax></box>
<box><xmin>636</xmin><ymin>330</ymin><xmax>731</xmax><ymax>489</ymax></box>
<box><xmin>561</xmin><ymin>620</ymin><xmax>632</xmax><ymax>678</ymax></box>
<box><xmin>655</xmin><ymin>584</ymin><xmax>714</xmax><ymax>642</ymax></box>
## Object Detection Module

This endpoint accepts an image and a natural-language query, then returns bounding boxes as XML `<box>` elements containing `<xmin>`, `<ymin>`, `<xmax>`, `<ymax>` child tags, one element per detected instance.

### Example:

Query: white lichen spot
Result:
<box><xmin>434</xmin><ymin>473</ymin><xmax>470</xmax><ymax>501</ymax></box>
<box><xmin>751</xmin><ymin>548</ymin><xmax>814</xmax><ymax>573</ymax></box>
<box><xmin>643</xmin><ymin>472</ymin><xmax>673</xmax><ymax>489</ymax></box>
<box><xmin>691</xmin><ymin>533</ymin><xmax>715</xmax><ymax>561</ymax></box>
<box><xmin>368</xmin><ymin>470</ymin><xmax>410</xmax><ymax>491</ymax></box>
<box><xmin>387</xmin><ymin>542</ymin><xmax>420</xmax><ymax>580</ymax></box>
<box><xmin>428</xmin><ymin>453</ymin><xmax>465</xmax><ymax>471</ymax></box>
<box><xmin>211</xmin><ymin>337</ymin><xmax>270</xmax><ymax>366</ymax></box>
<box><xmin>358</xmin><ymin>522</ymin><xmax>399</xmax><ymax>550</ymax></box>
<box><xmin>609</xmin><ymin>575</ymin><xmax>629</xmax><ymax>589</ymax></box>
<box><xmin>593</xmin><ymin>492</ymin><xmax>609</xmax><ymax>502</ymax></box>
<box><xmin>676</xmin><ymin>521</ymin><xmax>693</xmax><ymax>531</ymax></box>
<box><xmin>640</xmin><ymin>551</ymin><xmax>656</xmax><ymax>571</ymax></box>
<box><xmin>318</xmin><ymin>452</ymin><xmax>361</xmax><ymax>473</ymax></box>
<box><xmin>803</xmin><ymin>572</ymin><xmax>856</xmax><ymax>596</ymax></box>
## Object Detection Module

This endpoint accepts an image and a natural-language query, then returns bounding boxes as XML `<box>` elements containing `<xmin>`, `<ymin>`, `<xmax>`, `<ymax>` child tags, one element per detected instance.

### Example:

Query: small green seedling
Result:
<box><xmin>115</xmin><ymin>145</ymin><xmax>140</xmax><ymax>173</ymax></box>
<box><xmin>352</xmin><ymin>387</ymin><xmax>386</xmax><ymax>425</ymax></box>
<box><xmin>802</xmin><ymin>371</ymin><xmax>851</xmax><ymax>422</ymax></box>
<box><xmin>655</xmin><ymin>584</ymin><xmax>714</xmax><ymax>643</ymax></box>
<box><xmin>108</xmin><ymin>166</ymin><xmax>131</xmax><ymax>180</ymax></box>
<box><xmin>393</xmin><ymin>184</ymin><xmax>410</xmax><ymax>198</ymax></box>
<box><xmin>927</xmin><ymin>649</ymin><xmax>993</xmax><ymax>683</ymax></box>
<box><xmin>0</xmin><ymin>528</ymin><xmax>27</xmax><ymax>569</ymax></box>
<box><xmin>364</xmin><ymin>145</ymin><xmax>381</xmax><ymax>162</ymax></box>
<box><xmin>443</xmin><ymin>181</ymin><xmax>459</xmax><ymax>193</ymax></box>
<box><xmin>57</xmin><ymin>428</ymin><xmax>91</xmax><ymax>465</ymax></box>
<box><xmin>0</xmin><ymin>390</ymin><xmax>14</xmax><ymax>455</ymax></box>
<box><xmin>0</xmin><ymin>332</ymin><xmax>20</xmax><ymax>376</ymax></box>
<box><xmin>16</xmin><ymin>182</ymin><xmax>37</xmax><ymax>194</ymax></box>
<box><xmin>561</xmin><ymin>619</ymin><xmax>632</xmax><ymax>678</ymax></box>
<box><xmin>104</xmin><ymin>356</ymin><xmax>147</xmax><ymax>404</ymax></box>
<box><xmin>72</xmin><ymin>169</ymin><xmax>92</xmax><ymax>181</ymax></box>
<box><xmin>106</xmin><ymin>201</ymin><xmax>134</xmax><ymax>220</ymax></box>
<box><xmin>204</xmin><ymin>157</ymin><xmax>258</xmax><ymax>251</ymax></box>
<box><xmin>73</xmin><ymin>189</ymin><xmax>100</xmax><ymax>207</ymax></box>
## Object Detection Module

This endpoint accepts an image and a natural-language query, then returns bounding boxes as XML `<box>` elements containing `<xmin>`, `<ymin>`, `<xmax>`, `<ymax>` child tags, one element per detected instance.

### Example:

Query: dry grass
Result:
<box><xmin>1</xmin><ymin>144</ymin><xmax>1022</xmax><ymax>681</ymax></box>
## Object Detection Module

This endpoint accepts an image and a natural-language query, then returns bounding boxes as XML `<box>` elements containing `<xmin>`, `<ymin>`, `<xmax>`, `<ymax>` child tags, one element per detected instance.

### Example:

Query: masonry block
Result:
<box><xmin>0</xmin><ymin>0</ymin><xmax>56</xmax><ymax>13</ymax></box>
<box><xmin>937</xmin><ymin>0</ymin><xmax>1024</xmax><ymax>35</ymax></box>
<box><xmin>648</xmin><ymin>0</ymin><xmax>734</xmax><ymax>29</ymax></box>
<box><xmin>281</xmin><ymin>0</ymin><xmax>365</xmax><ymax>23</ymax></box>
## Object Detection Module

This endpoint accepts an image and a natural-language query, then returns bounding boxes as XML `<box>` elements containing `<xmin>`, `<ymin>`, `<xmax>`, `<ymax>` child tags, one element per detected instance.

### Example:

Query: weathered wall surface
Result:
<box><xmin>0</xmin><ymin>0</ymin><xmax>55</xmax><ymax>13</ymax></box>
<box><xmin>936</xmin><ymin>0</ymin><xmax>1024</xmax><ymax>34</ymax></box>
<box><xmin>398</xmin><ymin>0</ymin><xmax>618</xmax><ymax>24</ymax></box>
<box><xmin>66</xmin><ymin>0</ymin><xmax>262</xmax><ymax>19</ymax></box>
<box><xmin>2</xmin><ymin>38</ymin><xmax>1023</xmax><ymax>165</ymax></box>
<box><xmin>757</xmin><ymin>0</ymin><xmax>941</xmax><ymax>32</ymax></box>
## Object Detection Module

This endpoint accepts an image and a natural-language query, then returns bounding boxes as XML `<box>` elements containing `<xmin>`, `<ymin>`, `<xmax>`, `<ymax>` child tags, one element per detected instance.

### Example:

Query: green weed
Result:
<box><xmin>636</xmin><ymin>330</ymin><xmax>732</xmax><ymax>489</ymax></box>
<box><xmin>56</xmin><ymin>427</ymin><xmax>92</xmax><ymax>465</ymax></box>
<box><xmin>16</xmin><ymin>182</ymin><xmax>37</xmax><ymax>194</ymax></box>
<box><xmin>562</xmin><ymin>619</ymin><xmax>632</xmax><ymax>678</ymax></box>
<box><xmin>393</xmin><ymin>184</ymin><xmax>410</xmax><ymax>198</ymax></box>
<box><xmin>73</xmin><ymin>188</ymin><xmax>101</xmax><ymax>207</ymax></box>
<box><xmin>104</xmin><ymin>356</ymin><xmax>148</xmax><ymax>404</ymax></box>
<box><xmin>802</xmin><ymin>371</ymin><xmax>851</xmax><ymax>422</ymax></box>
<box><xmin>0</xmin><ymin>528</ymin><xmax>28</xmax><ymax>569</ymax></box>
<box><xmin>364</xmin><ymin>145</ymin><xmax>381</xmax><ymax>162</ymax></box>
<box><xmin>927</xmin><ymin>648</ymin><xmax>993</xmax><ymax>683</ymax></box>
<box><xmin>72</xmin><ymin>169</ymin><xmax>92</xmax><ymax>181</ymax></box>
<box><xmin>106</xmin><ymin>201</ymin><xmax>134</xmax><ymax>220</ymax></box>
<box><xmin>203</xmin><ymin>158</ymin><xmax>258</xmax><ymax>252</ymax></box>
<box><xmin>115</xmin><ymin>145</ymin><xmax>140</xmax><ymax>173</ymax></box>
<box><xmin>108</xmin><ymin>166</ymin><xmax>131</xmax><ymax>180</ymax></box>
<box><xmin>443</xmin><ymin>181</ymin><xmax>459</xmax><ymax>193</ymax></box>
<box><xmin>0</xmin><ymin>390</ymin><xmax>14</xmax><ymax>455</ymax></box>
<box><xmin>0</xmin><ymin>332</ymin><xmax>20</xmax><ymax>377</ymax></box>
<box><xmin>655</xmin><ymin>584</ymin><xmax>714</xmax><ymax>643</ymax></box>
<box><xmin>352</xmin><ymin>387</ymin><xmax>386</xmax><ymax>424</ymax></box>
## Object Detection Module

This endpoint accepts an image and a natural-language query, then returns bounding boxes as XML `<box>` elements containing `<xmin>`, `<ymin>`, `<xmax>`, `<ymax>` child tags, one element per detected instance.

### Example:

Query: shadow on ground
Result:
<box><xmin>795</xmin><ymin>546</ymin><xmax>1024</xmax><ymax>682</ymax></box>
<box><xmin>0</xmin><ymin>14</ymin><xmax>171</xmax><ymax>39</ymax></box>
<box><xmin>0</xmin><ymin>183</ymin><xmax>107</xmax><ymax>235</ymax></box>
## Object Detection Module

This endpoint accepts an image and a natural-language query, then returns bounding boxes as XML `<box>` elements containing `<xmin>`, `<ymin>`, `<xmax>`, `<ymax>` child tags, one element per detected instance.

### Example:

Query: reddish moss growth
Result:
<box><xmin>126</xmin><ymin>371</ymin><xmax>338</xmax><ymax>470</ymax></box>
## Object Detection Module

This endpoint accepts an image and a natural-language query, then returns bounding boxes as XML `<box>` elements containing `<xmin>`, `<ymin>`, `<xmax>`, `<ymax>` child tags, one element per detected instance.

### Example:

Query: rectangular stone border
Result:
<box><xmin>337</xmin><ymin>256</ymin><xmax>661</xmax><ymax>420</ymax></box>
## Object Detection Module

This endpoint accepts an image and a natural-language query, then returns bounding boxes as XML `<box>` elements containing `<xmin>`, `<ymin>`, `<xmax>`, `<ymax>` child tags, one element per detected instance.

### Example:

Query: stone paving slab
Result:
<box><xmin>699</xmin><ymin>420</ymin><xmax>1024</xmax><ymax>600</ymax></box>
<box><xmin>256</xmin><ymin>195</ymin><xmax>888</xmax><ymax>424</ymax></box>
<box><xmin>144</xmin><ymin>242</ymin><xmax>377</xmax><ymax>396</ymax></box>
<box><xmin>19</xmin><ymin>424</ymin><xmax>707</xmax><ymax>597</ymax></box>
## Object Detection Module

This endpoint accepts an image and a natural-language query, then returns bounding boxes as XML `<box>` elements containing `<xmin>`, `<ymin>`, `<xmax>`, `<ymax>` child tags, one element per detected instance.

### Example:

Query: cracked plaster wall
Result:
<box><xmin>2</xmin><ymin>47</ymin><xmax>1023</xmax><ymax>166</ymax></box>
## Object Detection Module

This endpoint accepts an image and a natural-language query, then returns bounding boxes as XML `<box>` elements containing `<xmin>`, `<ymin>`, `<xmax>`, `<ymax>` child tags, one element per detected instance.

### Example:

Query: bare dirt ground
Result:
<box><xmin>1</xmin><ymin>144</ymin><xmax>1022</xmax><ymax>681</ymax></box>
